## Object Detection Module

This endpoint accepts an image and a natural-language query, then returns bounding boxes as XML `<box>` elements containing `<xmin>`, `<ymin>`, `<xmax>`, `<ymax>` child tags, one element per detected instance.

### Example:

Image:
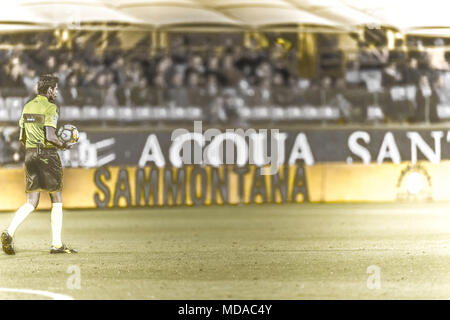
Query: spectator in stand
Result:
<box><xmin>168</xmin><ymin>72</ymin><xmax>188</xmax><ymax>107</ymax></box>
<box><xmin>156</xmin><ymin>56</ymin><xmax>173</xmax><ymax>78</ymax></box>
<box><xmin>289</xmin><ymin>77</ymin><xmax>309</xmax><ymax>106</ymax></box>
<box><xmin>186</xmin><ymin>70</ymin><xmax>206</xmax><ymax>106</ymax></box>
<box><xmin>255</xmin><ymin>62</ymin><xmax>272</xmax><ymax>84</ymax></box>
<box><xmin>131</xmin><ymin>77</ymin><xmax>154</xmax><ymax>106</ymax></box>
<box><xmin>0</xmin><ymin>31</ymin><xmax>443</xmax><ymax>125</ymax></box>
<box><xmin>45</xmin><ymin>55</ymin><xmax>57</xmax><ymax>75</ymax></box>
<box><xmin>116</xmin><ymin>76</ymin><xmax>133</xmax><ymax>107</ymax></box>
<box><xmin>103</xmin><ymin>72</ymin><xmax>119</xmax><ymax>107</ymax></box>
<box><xmin>209</xmin><ymin>96</ymin><xmax>227</xmax><ymax>124</ymax></box>
<box><xmin>6</xmin><ymin>57</ymin><xmax>25</xmax><ymax>88</ymax></box>
<box><xmin>432</xmin><ymin>75</ymin><xmax>450</xmax><ymax>121</ymax></box>
<box><xmin>253</xmin><ymin>77</ymin><xmax>271</xmax><ymax>106</ymax></box>
<box><xmin>85</xmin><ymin>73</ymin><xmax>107</xmax><ymax>107</ymax></box>
<box><xmin>112</xmin><ymin>57</ymin><xmax>126</xmax><ymax>87</ymax></box>
<box><xmin>403</xmin><ymin>58</ymin><xmax>420</xmax><ymax>85</ymax></box>
<box><xmin>128</xmin><ymin>61</ymin><xmax>142</xmax><ymax>85</ymax></box>
<box><xmin>382</xmin><ymin>62</ymin><xmax>402</xmax><ymax>87</ymax></box>
<box><xmin>235</xmin><ymin>48</ymin><xmax>263</xmax><ymax>86</ymax></box>
<box><xmin>61</xmin><ymin>73</ymin><xmax>83</xmax><ymax>106</ymax></box>
<box><xmin>222</xmin><ymin>54</ymin><xmax>241</xmax><ymax>87</ymax></box>
<box><xmin>206</xmin><ymin>53</ymin><xmax>226</xmax><ymax>87</ymax></box>
<box><xmin>22</xmin><ymin>66</ymin><xmax>38</xmax><ymax>96</ymax></box>
<box><xmin>207</xmin><ymin>55</ymin><xmax>220</xmax><ymax>73</ymax></box>
<box><xmin>272</xmin><ymin>71</ymin><xmax>293</xmax><ymax>106</ymax></box>
<box><xmin>416</xmin><ymin>75</ymin><xmax>439</xmax><ymax>122</ymax></box>
<box><xmin>153</xmin><ymin>71</ymin><xmax>168</xmax><ymax>106</ymax></box>
<box><xmin>82</xmin><ymin>69</ymin><xmax>98</xmax><ymax>88</ymax></box>
<box><xmin>332</xmin><ymin>78</ymin><xmax>354</xmax><ymax>122</ymax></box>
<box><xmin>304</xmin><ymin>76</ymin><xmax>331</xmax><ymax>106</ymax></box>
<box><xmin>223</xmin><ymin>89</ymin><xmax>244</xmax><ymax>126</ymax></box>
<box><xmin>205</xmin><ymin>72</ymin><xmax>219</xmax><ymax>100</ymax></box>
<box><xmin>345</xmin><ymin>60</ymin><xmax>363</xmax><ymax>88</ymax></box>
<box><xmin>188</xmin><ymin>54</ymin><xmax>205</xmax><ymax>75</ymax></box>
<box><xmin>57</xmin><ymin>62</ymin><xmax>70</xmax><ymax>88</ymax></box>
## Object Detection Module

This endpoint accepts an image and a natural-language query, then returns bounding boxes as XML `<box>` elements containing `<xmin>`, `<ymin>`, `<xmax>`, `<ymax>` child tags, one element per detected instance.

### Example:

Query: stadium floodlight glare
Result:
<box><xmin>16</xmin><ymin>0</ymin><xmax>148</xmax><ymax>29</ymax></box>
<box><xmin>287</xmin><ymin>0</ymin><xmax>383</xmax><ymax>30</ymax></box>
<box><xmin>343</xmin><ymin>0</ymin><xmax>450</xmax><ymax>31</ymax></box>
<box><xmin>110</xmin><ymin>0</ymin><xmax>241</xmax><ymax>31</ymax></box>
<box><xmin>0</xmin><ymin>2</ymin><xmax>48</xmax><ymax>25</ymax></box>
<box><xmin>194</xmin><ymin>0</ymin><xmax>345</xmax><ymax>32</ymax></box>
<box><xmin>405</xmin><ymin>28</ymin><xmax>450</xmax><ymax>37</ymax></box>
<box><xmin>406</xmin><ymin>172</ymin><xmax>424</xmax><ymax>196</ymax></box>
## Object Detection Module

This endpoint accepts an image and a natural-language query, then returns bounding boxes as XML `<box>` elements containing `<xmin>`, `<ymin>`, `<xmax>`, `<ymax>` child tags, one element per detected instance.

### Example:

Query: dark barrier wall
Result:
<box><xmin>1</xmin><ymin>126</ymin><xmax>450</xmax><ymax>210</ymax></box>
<box><xmin>60</xmin><ymin>127</ymin><xmax>450</xmax><ymax>168</ymax></box>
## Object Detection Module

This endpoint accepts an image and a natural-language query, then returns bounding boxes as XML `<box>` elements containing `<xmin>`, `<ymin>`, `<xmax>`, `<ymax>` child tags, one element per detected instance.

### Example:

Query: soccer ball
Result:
<box><xmin>57</xmin><ymin>124</ymin><xmax>79</xmax><ymax>144</ymax></box>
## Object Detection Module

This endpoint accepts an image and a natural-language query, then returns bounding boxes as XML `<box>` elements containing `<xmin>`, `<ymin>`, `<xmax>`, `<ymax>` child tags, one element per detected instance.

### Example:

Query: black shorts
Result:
<box><xmin>25</xmin><ymin>148</ymin><xmax>63</xmax><ymax>193</ymax></box>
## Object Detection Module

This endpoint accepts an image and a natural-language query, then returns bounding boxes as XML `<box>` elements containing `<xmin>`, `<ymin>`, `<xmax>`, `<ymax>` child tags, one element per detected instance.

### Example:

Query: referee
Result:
<box><xmin>1</xmin><ymin>74</ymin><xmax>77</xmax><ymax>255</ymax></box>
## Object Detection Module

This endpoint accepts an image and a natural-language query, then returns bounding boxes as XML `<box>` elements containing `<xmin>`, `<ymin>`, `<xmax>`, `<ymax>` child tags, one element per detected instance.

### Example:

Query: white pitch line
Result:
<box><xmin>0</xmin><ymin>288</ymin><xmax>74</xmax><ymax>300</ymax></box>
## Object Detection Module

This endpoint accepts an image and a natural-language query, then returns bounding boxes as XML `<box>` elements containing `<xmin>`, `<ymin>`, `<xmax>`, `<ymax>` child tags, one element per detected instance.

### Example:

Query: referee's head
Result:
<box><xmin>38</xmin><ymin>74</ymin><xmax>59</xmax><ymax>100</ymax></box>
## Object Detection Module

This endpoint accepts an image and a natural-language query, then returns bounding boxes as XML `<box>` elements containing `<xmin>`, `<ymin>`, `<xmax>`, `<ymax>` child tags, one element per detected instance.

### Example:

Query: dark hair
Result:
<box><xmin>37</xmin><ymin>74</ymin><xmax>59</xmax><ymax>95</ymax></box>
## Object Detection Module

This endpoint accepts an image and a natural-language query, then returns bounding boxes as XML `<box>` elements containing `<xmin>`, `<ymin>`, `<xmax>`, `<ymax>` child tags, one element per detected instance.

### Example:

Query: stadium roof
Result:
<box><xmin>342</xmin><ymin>0</ymin><xmax>450</xmax><ymax>33</ymax></box>
<box><xmin>108</xmin><ymin>0</ymin><xmax>450</xmax><ymax>34</ymax></box>
<box><xmin>287</xmin><ymin>0</ymin><xmax>383</xmax><ymax>28</ymax></box>
<box><xmin>198</xmin><ymin>0</ymin><xmax>343</xmax><ymax>32</ymax></box>
<box><xmin>16</xmin><ymin>0</ymin><xmax>149</xmax><ymax>28</ymax></box>
<box><xmin>0</xmin><ymin>0</ymin><xmax>449</xmax><ymax>35</ymax></box>
<box><xmin>0</xmin><ymin>3</ymin><xmax>48</xmax><ymax>25</ymax></box>
<box><xmin>104</xmin><ymin>0</ymin><xmax>242</xmax><ymax>31</ymax></box>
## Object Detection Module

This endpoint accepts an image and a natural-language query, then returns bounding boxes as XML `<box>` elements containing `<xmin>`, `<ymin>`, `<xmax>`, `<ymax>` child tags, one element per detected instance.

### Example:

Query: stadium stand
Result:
<box><xmin>0</xmin><ymin>29</ymin><xmax>446</xmax><ymax>125</ymax></box>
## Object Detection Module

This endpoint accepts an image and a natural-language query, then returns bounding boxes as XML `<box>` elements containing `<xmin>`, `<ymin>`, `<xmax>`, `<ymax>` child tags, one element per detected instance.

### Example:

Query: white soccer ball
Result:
<box><xmin>57</xmin><ymin>124</ymin><xmax>79</xmax><ymax>144</ymax></box>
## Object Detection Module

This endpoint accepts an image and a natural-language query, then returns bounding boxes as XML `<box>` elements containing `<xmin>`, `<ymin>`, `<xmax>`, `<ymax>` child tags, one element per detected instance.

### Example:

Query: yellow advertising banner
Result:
<box><xmin>0</xmin><ymin>161</ymin><xmax>448</xmax><ymax>211</ymax></box>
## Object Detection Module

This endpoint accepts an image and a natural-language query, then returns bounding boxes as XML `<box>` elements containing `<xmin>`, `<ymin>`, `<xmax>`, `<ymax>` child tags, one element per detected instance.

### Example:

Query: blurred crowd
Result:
<box><xmin>0</xmin><ymin>32</ymin><xmax>450</xmax><ymax>124</ymax></box>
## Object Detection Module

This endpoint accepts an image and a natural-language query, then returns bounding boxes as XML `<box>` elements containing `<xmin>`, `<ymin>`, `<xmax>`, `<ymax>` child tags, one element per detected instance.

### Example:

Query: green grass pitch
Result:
<box><xmin>1</xmin><ymin>203</ymin><xmax>450</xmax><ymax>299</ymax></box>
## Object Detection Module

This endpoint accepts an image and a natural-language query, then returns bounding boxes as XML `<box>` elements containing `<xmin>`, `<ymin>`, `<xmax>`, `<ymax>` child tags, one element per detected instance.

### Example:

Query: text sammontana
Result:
<box><xmin>93</xmin><ymin>165</ymin><xmax>309</xmax><ymax>208</ymax></box>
